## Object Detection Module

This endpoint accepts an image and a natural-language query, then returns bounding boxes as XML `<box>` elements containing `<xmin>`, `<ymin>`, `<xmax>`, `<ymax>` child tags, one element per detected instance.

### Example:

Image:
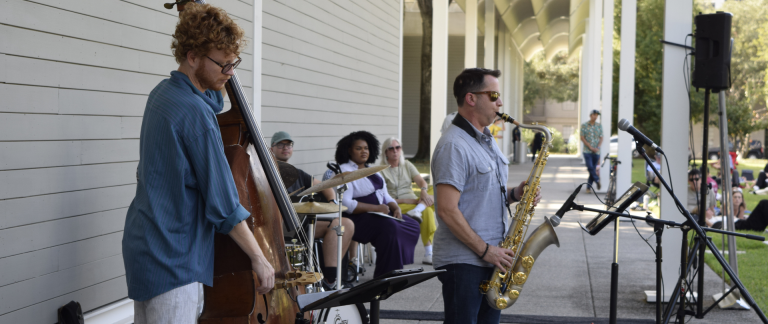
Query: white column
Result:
<box><xmin>589</xmin><ymin>0</ymin><xmax>608</xmax><ymax>191</ymax></box>
<box><xmin>430</xmin><ymin>0</ymin><xmax>449</xmax><ymax>161</ymax></box>
<box><xmin>465</xmin><ymin>0</ymin><xmax>478</xmax><ymax>68</ymax></box>
<box><xmin>656</xmin><ymin>0</ymin><xmax>693</xmax><ymax>302</ymax></box>
<box><xmin>498</xmin><ymin>28</ymin><xmax>510</xmax><ymax>156</ymax></box>
<box><xmin>484</xmin><ymin>0</ymin><xmax>495</xmax><ymax>69</ymax></box>
<box><xmin>578</xmin><ymin>39</ymin><xmax>588</xmax><ymax>157</ymax></box>
<box><xmin>516</xmin><ymin>48</ymin><xmax>525</xmax><ymax>163</ymax></box>
<box><xmin>398</xmin><ymin>0</ymin><xmax>404</xmax><ymax>140</ymax></box>
<box><xmin>602</xmin><ymin>0</ymin><xmax>615</xmax><ymax>176</ymax></box>
<box><xmin>616</xmin><ymin>0</ymin><xmax>636</xmax><ymax>204</ymax></box>
<box><xmin>252</xmin><ymin>0</ymin><xmax>262</xmax><ymax>124</ymax></box>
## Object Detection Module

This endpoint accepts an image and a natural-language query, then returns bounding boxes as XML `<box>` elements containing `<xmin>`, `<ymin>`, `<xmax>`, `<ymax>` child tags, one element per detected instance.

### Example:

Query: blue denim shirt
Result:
<box><xmin>122</xmin><ymin>71</ymin><xmax>250</xmax><ymax>301</ymax></box>
<box><xmin>431</xmin><ymin>114</ymin><xmax>510</xmax><ymax>269</ymax></box>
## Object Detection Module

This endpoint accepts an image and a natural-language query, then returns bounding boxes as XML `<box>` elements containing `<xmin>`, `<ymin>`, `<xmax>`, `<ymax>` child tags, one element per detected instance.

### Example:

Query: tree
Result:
<box><xmin>413</xmin><ymin>0</ymin><xmax>433</xmax><ymax>161</ymax></box>
<box><xmin>523</xmin><ymin>52</ymin><xmax>580</xmax><ymax>112</ymax></box>
<box><xmin>703</xmin><ymin>0</ymin><xmax>768</xmax><ymax>154</ymax></box>
<box><xmin>611</xmin><ymin>0</ymin><xmax>667</xmax><ymax>142</ymax></box>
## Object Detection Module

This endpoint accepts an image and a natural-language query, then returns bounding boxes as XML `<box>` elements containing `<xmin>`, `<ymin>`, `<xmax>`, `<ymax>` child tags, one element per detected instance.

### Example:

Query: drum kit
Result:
<box><xmin>281</xmin><ymin>163</ymin><xmax>389</xmax><ymax>324</ymax></box>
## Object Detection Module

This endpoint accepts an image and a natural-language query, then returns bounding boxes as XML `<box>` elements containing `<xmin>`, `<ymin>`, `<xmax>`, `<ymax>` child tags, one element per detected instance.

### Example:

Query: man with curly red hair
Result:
<box><xmin>122</xmin><ymin>4</ymin><xmax>274</xmax><ymax>323</ymax></box>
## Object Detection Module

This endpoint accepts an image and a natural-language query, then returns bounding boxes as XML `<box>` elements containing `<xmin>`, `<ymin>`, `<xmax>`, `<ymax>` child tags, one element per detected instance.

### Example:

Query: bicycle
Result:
<box><xmin>601</xmin><ymin>154</ymin><xmax>621</xmax><ymax>206</ymax></box>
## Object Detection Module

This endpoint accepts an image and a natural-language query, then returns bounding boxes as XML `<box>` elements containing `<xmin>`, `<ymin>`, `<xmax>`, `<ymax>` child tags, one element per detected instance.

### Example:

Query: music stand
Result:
<box><xmin>297</xmin><ymin>268</ymin><xmax>444</xmax><ymax>324</ymax></box>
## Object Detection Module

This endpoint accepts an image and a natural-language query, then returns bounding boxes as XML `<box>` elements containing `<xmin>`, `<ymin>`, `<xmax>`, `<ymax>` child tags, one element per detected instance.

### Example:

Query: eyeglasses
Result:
<box><xmin>689</xmin><ymin>177</ymin><xmax>701</xmax><ymax>181</ymax></box>
<box><xmin>273</xmin><ymin>142</ymin><xmax>294</xmax><ymax>149</ymax></box>
<box><xmin>471</xmin><ymin>91</ymin><xmax>500</xmax><ymax>102</ymax></box>
<box><xmin>206</xmin><ymin>56</ymin><xmax>242</xmax><ymax>74</ymax></box>
<box><xmin>387</xmin><ymin>145</ymin><xmax>402</xmax><ymax>151</ymax></box>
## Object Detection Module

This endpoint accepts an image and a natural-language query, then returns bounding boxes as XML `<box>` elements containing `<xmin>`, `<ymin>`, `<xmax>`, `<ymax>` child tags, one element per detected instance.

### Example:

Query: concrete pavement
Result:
<box><xmin>351</xmin><ymin>155</ymin><xmax>762</xmax><ymax>324</ymax></box>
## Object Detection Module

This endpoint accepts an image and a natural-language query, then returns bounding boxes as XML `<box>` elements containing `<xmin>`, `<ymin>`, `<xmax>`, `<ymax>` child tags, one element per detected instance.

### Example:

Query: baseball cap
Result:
<box><xmin>590</xmin><ymin>109</ymin><xmax>601</xmax><ymax>115</ymax></box>
<box><xmin>270</xmin><ymin>131</ymin><xmax>293</xmax><ymax>146</ymax></box>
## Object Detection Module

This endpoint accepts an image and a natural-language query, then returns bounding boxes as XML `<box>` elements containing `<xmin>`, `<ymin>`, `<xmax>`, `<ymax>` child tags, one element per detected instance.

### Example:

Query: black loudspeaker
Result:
<box><xmin>692</xmin><ymin>12</ymin><xmax>732</xmax><ymax>91</ymax></box>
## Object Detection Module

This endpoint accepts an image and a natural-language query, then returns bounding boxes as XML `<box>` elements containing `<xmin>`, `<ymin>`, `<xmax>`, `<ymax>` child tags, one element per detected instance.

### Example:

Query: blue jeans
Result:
<box><xmin>437</xmin><ymin>264</ymin><xmax>500</xmax><ymax>324</ymax></box>
<box><xmin>583</xmin><ymin>153</ymin><xmax>600</xmax><ymax>187</ymax></box>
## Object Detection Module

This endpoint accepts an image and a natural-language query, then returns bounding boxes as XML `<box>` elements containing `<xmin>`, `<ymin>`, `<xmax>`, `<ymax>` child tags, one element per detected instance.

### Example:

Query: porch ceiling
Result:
<box><xmin>454</xmin><ymin>0</ymin><xmax>589</xmax><ymax>61</ymax></box>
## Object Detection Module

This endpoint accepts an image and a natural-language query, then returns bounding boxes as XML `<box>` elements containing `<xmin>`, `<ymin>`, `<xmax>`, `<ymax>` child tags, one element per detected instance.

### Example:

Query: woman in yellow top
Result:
<box><xmin>488</xmin><ymin>117</ymin><xmax>505</xmax><ymax>146</ymax></box>
<box><xmin>379</xmin><ymin>137</ymin><xmax>437</xmax><ymax>265</ymax></box>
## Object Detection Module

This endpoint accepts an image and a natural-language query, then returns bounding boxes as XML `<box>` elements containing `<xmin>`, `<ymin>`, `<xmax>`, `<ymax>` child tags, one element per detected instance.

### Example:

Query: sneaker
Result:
<box><xmin>422</xmin><ymin>254</ymin><xmax>433</xmax><ymax>265</ymax></box>
<box><xmin>405</xmin><ymin>209</ymin><xmax>423</xmax><ymax>224</ymax></box>
<box><xmin>585</xmin><ymin>188</ymin><xmax>593</xmax><ymax>194</ymax></box>
<box><xmin>596</xmin><ymin>181</ymin><xmax>602</xmax><ymax>190</ymax></box>
<box><xmin>321</xmin><ymin>279</ymin><xmax>336</xmax><ymax>291</ymax></box>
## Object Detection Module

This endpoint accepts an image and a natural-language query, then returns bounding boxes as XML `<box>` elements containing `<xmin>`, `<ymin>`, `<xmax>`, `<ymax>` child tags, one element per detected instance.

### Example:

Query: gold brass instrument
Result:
<box><xmin>479</xmin><ymin>112</ymin><xmax>560</xmax><ymax>310</ymax></box>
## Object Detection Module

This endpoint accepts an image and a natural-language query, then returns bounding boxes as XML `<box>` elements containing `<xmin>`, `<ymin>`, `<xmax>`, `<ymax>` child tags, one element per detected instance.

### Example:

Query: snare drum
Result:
<box><xmin>310</xmin><ymin>303</ymin><xmax>368</xmax><ymax>324</ymax></box>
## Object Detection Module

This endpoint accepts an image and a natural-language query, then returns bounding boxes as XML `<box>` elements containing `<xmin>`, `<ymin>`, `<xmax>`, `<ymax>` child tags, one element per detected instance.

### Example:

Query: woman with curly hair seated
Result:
<box><xmin>332</xmin><ymin>131</ymin><xmax>421</xmax><ymax>278</ymax></box>
<box><xmin>379</xmin><ymin>137</ymin><xmax>437</xmax><ymax>265</ymax></box>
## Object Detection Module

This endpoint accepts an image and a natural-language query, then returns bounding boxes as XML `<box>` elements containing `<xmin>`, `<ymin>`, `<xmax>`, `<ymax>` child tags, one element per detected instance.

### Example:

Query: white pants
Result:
<box><xmin>134</xmin><ymin>282</ymin><xmax>203</xmax><ymax>324</ymax></box>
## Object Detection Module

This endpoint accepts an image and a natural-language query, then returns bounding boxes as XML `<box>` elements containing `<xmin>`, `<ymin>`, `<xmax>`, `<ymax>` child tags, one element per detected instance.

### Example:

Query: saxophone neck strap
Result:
<box><xmin>453</xmin><ymin>113</ymin><xmax>513</xmax><ymax>216</ymax></box>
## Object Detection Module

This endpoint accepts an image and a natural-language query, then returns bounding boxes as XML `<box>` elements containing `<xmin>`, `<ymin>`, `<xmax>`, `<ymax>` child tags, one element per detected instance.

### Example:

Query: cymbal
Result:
<box><xmin>297</xmin><ymin>165</ymin><xmax>389</xmax><ymax>196</ymax></box>
<box><xmin>292</xmin><ymin>201</ymin><xmax>348</xmax><ymax>214</ymax></box>
<box><xmin>276</xmin><ymin>161</ymin><xmax>299</xmax><ymax>188</ymax></box>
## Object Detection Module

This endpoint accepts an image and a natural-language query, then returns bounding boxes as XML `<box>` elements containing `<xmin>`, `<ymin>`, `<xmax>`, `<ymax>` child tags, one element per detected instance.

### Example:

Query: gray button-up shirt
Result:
<box><xmin>431</xmin><ymin>114</ymin><xmax>510</xmax><ymax>269</ymax></box>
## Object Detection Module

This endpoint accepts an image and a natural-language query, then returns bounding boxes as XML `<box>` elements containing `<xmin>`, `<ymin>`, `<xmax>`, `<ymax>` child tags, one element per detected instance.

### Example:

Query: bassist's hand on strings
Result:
<box><xmin>251</xmin><ymin>253</ymin><xmax>275</xmax><ymax>294</ymax></box>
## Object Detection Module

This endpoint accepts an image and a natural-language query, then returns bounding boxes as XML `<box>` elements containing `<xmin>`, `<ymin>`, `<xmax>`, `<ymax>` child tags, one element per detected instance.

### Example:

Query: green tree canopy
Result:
<box><xmin>523</xmin><ymin>51</ymin><xmax>580</xmax><ymax>112</ymax></box>
<box><xmin>701</xmin><ymin>0</ymin><xmax>768</xmax><ymax>153</ymax></box>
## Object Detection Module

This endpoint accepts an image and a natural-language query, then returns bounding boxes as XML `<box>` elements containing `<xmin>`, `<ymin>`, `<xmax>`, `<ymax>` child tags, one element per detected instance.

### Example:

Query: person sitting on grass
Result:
<box><xmin>710</xmin><ymin>188</ymin><xmax>768</xmax><ymax>232</ymax></box>
<box><xmin>687</xmin><ymin>169</ymin><xmax>716</xmax><ymax>226</ymax></box>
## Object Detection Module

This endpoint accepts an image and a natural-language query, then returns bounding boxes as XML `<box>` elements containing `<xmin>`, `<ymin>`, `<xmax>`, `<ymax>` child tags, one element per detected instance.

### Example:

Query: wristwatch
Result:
<box><xmin>420</xmin><ymin>186</ymin><xmax>428</xmax><ymax>192</ymax></box>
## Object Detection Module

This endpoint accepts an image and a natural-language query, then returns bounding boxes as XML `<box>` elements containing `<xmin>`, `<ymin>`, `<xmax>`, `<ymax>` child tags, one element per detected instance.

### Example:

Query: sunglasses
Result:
<box><xmin>387</xmin><ymin>145</ymin><xmax>402</xmax><ymax>151</ymax></box>
<box><xmin>689</xmin><ymin>177</ymin><xmax>701</xmax><ymax>181</ymax></box>
<box><xmin>273</xmin><ymin>142</ymin><xmax>294</xmax><ymax>149</ymax></box>
<box><xmin>206</xmin><ymin>56</ymin><xmax>242</xmax><ymax>74</ymax></box>
<box><xmin>471</xmin><ymin>91</ymin><xmax>500</xmax><ymax>102</ymax></box>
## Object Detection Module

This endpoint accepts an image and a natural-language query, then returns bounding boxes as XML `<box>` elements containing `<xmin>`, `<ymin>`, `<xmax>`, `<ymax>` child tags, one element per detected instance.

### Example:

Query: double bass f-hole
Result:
<box><xmin>256</xmin><ymin>294</ymin><xmax>268</xmax><ymax>324</ymax></box>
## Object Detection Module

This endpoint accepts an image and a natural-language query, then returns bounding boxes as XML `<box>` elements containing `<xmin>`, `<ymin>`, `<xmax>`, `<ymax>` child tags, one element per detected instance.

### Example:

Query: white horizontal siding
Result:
<box><xmin>0</xmin><ymin>0</ymin><xmax>255</xmax><ymax>320</ymax></box>
<box><xmin>261</xmin><ymin>0</ymin><xmax>400</xmax><ymax>177</ymax></box>
<box><xmin>0</xmin><ymin>185</ymin><xmax>136</xmax><ymax>230</ymax></box>
<box><xmin>0</xmin><ymin>0</ymin><xmax>402</xmax><ymax>321</ymax></box>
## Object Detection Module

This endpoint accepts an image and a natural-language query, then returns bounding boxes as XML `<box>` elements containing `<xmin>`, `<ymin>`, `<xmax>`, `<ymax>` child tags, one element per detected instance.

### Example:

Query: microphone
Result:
<box><xmin>618</xmin><ymin>119</ymin><xmax>664</xmax><ymax>154</ymax></box>
<box><xmin>551</xmin><ymin>184</ymin><xmax>582</xmax><ymax>227</ymax></box>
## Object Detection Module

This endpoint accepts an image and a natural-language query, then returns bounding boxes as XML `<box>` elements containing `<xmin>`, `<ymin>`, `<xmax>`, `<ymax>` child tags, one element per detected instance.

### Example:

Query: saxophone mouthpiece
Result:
<box><xmin>495</xmin><ymin>112</ymin><xmax>519</xmax><ymax>126</ymax></box>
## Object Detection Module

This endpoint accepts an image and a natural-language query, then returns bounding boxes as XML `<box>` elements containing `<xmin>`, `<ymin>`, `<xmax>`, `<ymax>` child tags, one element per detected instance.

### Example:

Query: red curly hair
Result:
<box><xmin>171</xmin><ymin>3</ymin><xmax>246</xmax><ymax>64</ymax></box>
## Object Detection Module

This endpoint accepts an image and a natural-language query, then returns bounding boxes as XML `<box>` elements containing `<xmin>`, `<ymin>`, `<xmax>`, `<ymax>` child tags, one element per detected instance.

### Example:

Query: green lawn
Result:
<box><xmin>639</xmin><ymin>158</ymin><xmax>768</xmax><ymax>313</ymax></box>
<box><xmin>703</xmin><ymin>231</ymin><xmax>768</xmax><ymax>313</ymax></box>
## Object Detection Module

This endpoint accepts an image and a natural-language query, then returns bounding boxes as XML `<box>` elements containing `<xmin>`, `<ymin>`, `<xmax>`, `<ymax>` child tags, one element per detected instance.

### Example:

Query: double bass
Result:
<box><xmin>167</xmin><ymin>1</ymin><xmax>320</xmax><ymax>323</ymax></box>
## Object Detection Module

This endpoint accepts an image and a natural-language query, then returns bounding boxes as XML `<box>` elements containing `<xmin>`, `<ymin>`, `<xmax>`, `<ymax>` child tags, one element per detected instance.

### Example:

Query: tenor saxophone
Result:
<box><xmin>479</xmin><ymin>112</ymin><xmax>560</xmax><ymax>310</ymax></box>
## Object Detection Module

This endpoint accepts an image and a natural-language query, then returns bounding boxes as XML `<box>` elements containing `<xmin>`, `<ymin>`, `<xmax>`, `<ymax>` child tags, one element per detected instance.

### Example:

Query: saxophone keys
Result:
<box><xmin>509</xmin><ymin>290</ymin><xmax>520</xmax><ymax>299</ymax></box>
<box><xmin>522</xmin><ymin>256</ymin><xmax>535</xmax><ymax>269</ymax></box>
<box><xmin>496</xmin><ymin>298</ymin><xmax>508</xmax><ymax>309</ymax></box>
<box><xmin>513</xmin><ymin>272</ymin><xmax>527</xmax><ymax>285</ymax></box>
<box><xmin>479</xmin><ymin>281</ymin><xmax>490</xmax><ymax>293</ymax></box>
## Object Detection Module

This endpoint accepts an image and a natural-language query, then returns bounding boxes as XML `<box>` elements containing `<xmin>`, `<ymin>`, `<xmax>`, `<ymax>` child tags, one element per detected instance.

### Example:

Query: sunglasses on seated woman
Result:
<box><xmin>471</xmin><ymin>91</ymin><xmax>500</xmax><ymax>102</ymax></box>
<box><xmin>387</xmin><ymin>145</ymin><xmax>402</xmax><ymax>151</ymax></box>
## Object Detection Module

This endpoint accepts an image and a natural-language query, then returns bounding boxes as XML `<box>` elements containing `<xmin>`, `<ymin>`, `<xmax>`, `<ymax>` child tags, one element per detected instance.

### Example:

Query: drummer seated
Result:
<box><xmin>270</xmin><ymin>131</ymin><xmax>354</xmax><ymax>288</ymax></box>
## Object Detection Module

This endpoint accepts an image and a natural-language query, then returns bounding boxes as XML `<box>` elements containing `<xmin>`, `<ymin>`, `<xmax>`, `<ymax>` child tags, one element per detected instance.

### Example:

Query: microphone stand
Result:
<box><xmin>565</xmin><ymin>201</ymin><xmax>763</xmax><ymax>324</ymax></box>
<box><xmin>634</xmin><ymin>144</ymin><xmax>767</xmax><ymax>323</ymax></box>
<box><xmin>568</xmin><ymin>203</ymin><xmax>679</xmax><ymax>324</ymax></box>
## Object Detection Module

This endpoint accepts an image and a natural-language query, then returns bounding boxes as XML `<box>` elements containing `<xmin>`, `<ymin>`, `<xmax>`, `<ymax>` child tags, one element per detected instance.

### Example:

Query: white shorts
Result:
<box><xmin>134</xmin><ymin>282</ymin><xmax>203</xmax><ymax>324</ymax></box>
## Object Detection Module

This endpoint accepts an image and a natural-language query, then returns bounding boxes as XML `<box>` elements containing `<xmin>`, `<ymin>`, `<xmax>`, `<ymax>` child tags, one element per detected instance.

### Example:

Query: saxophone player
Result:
<box><xmin>432</xmin><ymin>68</ymin><xmax>542</xmax><ymax>324</ymax></box>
